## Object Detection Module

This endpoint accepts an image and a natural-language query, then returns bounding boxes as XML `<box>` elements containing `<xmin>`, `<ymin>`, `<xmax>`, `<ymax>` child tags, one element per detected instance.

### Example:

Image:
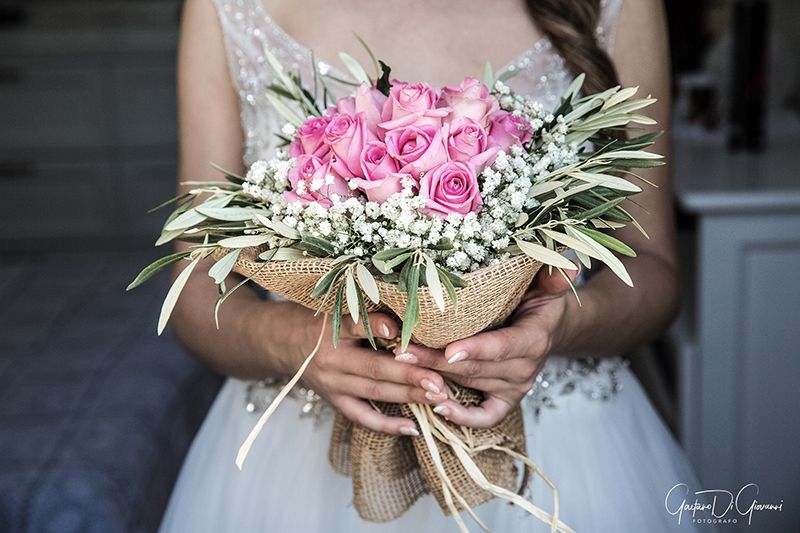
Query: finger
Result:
<box><xmin>431</xmin><ymin>395</ymin><xmax>512</xmax><ymax>429</ymax></box>
<box><xmin>343</xmin><ymin>312</ymin><xmax>399</xmax><ymax>340</ymax></box>
<box><xmin>343</xmin><ymin>375</ymin><xmax>446</xmax><ymax>404</ymax></box>
<box><xmin>393</xmin><ymin>343</ymin><xmax>449</xmax><ymax>371</ymax></box>
<box><xmin>440</xmin><ymin>374</ymin><xmax>512</xmax><ymax>393</ymax></box>
<box><xmin>395</xmin><ymin>343</ymin><xmax>538</xmax><ymax>384</ymax></box>
<box><xmin>445</xmin><ymin>357</ymin><xmax>539</xmax><ymax>384</ymax></box>
<box><xmin>338</xmin><ymin>348</ymin><xmax>447</xmax><ymax>395</ymax></box>
<box><xmin>443</xmin><ymin>327</ymin><xmax>533</xmax><ymax>364</ymax></box>
<box><xmin>333</xmin><ymin>394</ymin><xmax>419</xmax><ymax>437</ymax></box>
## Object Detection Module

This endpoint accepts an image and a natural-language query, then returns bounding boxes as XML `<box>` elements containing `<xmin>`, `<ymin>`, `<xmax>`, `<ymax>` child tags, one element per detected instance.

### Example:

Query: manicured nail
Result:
<box><xmin>425</xmin><ymin>391</ymin><xmax>447</xmax><ymax>402</ymax></box>
<box><xmin>433</xmin><ymin>405</ymin><xmax>450</xmax><ymax>417</ymax></box>
<box><xmin>380</xmin><ymin>323</ymin><xmax>391</xmax><ymax>338</ymax></box>
<box><xmin>395</xmin><ymin>352</ymin><xmax>418</xmax><ymax>364</ymax></box>
<box><xmin>420</xmin><ymin>379</ymin><xmax>440</xmax><ymax>395</ymax></box>
<box><xmin>400</xmin><ymin>426</ymin><xmax>419</xmax><ymax>437</ymax></box>
<box><xmin>447</xmin><ymin>351</ymin><xmax>468</xmax><ymax>364</ymax></box>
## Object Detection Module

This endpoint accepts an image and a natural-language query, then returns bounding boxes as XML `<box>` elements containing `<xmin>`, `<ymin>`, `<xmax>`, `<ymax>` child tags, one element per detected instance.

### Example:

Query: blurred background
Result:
<box><xmin>0</xmin><ymin>1</ymin><xmax>798</xmax><ymax>531</ymax></box>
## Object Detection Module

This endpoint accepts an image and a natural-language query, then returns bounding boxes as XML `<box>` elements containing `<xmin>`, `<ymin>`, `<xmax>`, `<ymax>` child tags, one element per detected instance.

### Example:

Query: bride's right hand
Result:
<box><xmin>298</xmin><ymin>312</ymin><xmax>447</xmax><ymax>437</ymax></box>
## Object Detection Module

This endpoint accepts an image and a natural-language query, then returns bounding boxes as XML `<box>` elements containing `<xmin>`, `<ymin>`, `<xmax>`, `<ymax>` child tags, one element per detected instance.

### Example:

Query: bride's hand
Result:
<box><xmin>393</xmin><ymin>264</ymin><xmax>579</xmax><ymax>428</ymax></box>
<box><xmin>299</xmin><ymin>312</ymin><xmax>448</xmax><ymax>437</ymax></box>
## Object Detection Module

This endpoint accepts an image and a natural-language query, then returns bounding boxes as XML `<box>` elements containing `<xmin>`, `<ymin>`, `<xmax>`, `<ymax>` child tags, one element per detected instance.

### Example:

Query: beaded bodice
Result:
<box><xmin>211</xmin><ymin>0</ymin><xmax>627</xmax><ymax>418</ymax></box>
<box><xmin>212</xmin><ymin>0</ymin><xmax>622</xmax><ymax>166</ymax></box>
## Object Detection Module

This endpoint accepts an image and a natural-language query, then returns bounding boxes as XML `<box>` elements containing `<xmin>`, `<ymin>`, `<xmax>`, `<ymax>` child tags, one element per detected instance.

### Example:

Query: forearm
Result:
<box><xmin>170</xmin><ymin>257</ymin><xmax>313</xmax><ymax>380</ymax></box>
<box><xmin>551</xmin><ymin>251</ymin><xmax>681</xmax><ymax>357</ymax></box>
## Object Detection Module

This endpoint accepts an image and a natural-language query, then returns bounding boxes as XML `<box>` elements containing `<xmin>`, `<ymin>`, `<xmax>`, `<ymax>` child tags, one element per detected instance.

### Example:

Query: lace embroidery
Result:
<box><xmin>244</xmin><ymin>379</ymin><xmax>330</xmax><ymax>423</ymax></box>
<box><xmin>211</xmin><ymin>0</ymin><xmax>622</xmax><ymax>166</ymax></box>
<box><xmin>499</xmin><ymin>38</ymin><xmax>571</xmax><ymax>112</ymax></box>
<box><xmin>525</xmin><ymin>357</ymin><xmax>627</xmax><ymax>419</ymax></box>
<box><xmin>597</xmin><ymin>0</ymin><xmax>624</xmax><ymax>56</ymax></box>
<box><xmin>209</xmin><ymin>0</ymin><xmax>626</xmax><ymax>418</ymax></box>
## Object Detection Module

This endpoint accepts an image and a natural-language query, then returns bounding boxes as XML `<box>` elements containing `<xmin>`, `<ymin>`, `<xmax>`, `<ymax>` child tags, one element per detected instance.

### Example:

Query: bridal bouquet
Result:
<box><xmin>130</xmin><ymin>43</ymin><xmax>661</xmax><ymax>533</ymax></box>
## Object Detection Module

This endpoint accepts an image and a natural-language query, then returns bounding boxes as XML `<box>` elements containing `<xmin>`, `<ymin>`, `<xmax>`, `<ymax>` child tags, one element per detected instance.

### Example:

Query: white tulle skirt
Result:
<box><xmin>159</xmin><ymin>358</ymin><xmax>705</xmax><ymax>533</ymax></box>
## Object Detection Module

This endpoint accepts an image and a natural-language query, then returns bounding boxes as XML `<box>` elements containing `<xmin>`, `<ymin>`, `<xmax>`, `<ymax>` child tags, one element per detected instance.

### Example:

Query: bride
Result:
<box><xmin>160</xmin><ymin>0</ymin><xmax>705</xmax><ymax>531</ymax></box>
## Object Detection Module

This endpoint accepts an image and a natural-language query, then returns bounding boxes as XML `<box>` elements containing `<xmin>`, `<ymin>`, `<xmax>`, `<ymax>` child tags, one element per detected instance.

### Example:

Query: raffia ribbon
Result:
<box><xmin>225</xmin><ymin>248</ymin><xmax>573</xmax><ymax>532</ymax></box>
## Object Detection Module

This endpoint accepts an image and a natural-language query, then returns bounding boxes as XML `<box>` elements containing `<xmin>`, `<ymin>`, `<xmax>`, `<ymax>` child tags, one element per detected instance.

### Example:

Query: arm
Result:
<box><xmin>168</xmin><ymin>0</ymin><xmax>445</xmax><ymax>436</ymax></box>
<box><xmin>170</xmin><ymin>0</ymin><xmax>305</xmax><ymax>380</ymax></box>
<box><xmin>551</xmin><ymin>0</ymin><xmax>678</xmax><ymax>356</ymax></box>
<box><xmin>394</xmin><ymin>0</ymin><xmax>678</xmax><ymax>427</ymax></box>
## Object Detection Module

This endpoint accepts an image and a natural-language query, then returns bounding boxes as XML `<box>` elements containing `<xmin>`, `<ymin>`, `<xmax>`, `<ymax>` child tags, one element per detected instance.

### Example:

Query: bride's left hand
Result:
<box><xmin>393</xmin><ymin>262</ymin><xmax>579</xmax><ymax>428</ymax></box>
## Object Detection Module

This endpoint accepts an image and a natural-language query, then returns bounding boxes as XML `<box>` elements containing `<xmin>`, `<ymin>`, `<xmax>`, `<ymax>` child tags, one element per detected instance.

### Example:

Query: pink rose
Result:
<box><xmin>359</xmin><ymin>140</ymin><xmax>398</xmax><ymax>181</ymax></box>
<box><xmin>324</xmin><ymin>112</ymin><xmax>376</xmax><ymax>178</ymax></box>
<box><xmin>487</xmin><ymin>110</ymin><xmax>533</xmax><ymax>151</ymax></box>
<box><xmin>335</xmin><ymin>96</ymin><xmax>356</xmax><ymax>115</ymax></box>
<box><xmin>380</xmin><ymin>81</ymin><xmax>449</xmax><ymax>130</ymax></box>
<box><xmin>350</xmin><ymin>172</ymin><xmax>406</xmax><ymax>203</ymax></box>
<box><xmin>439</xmin><ymin>77</ymin><xmax>499</xmax><ymax>126</ymax></box>
<box><xmin>284</xmin><ymin>155</ymin><xmax>351</xmax><ymax>207</ymax></box>
<box><xmin>289</xmin><ymin>116</ymin><xmax>331</xmax><ymax>159</ymax></box>
<box><xmin>348</xmin><ymin>141</ymin><xmax>402</xmax><ymax>203</ymax></box>
<box><xmin>382</xmin><ymin>81</ymin><xmax>438</xmax><ymax>121</ymax></box>
<box><xmin>355</xmin><ymin>84</ymin><xmax>387</xmax><ymax>135</ymax></box>
<box><xmin>419</xmin><ymin>160</ymin><xmax>483</xmax><ymax>217</ymax></box>
<box><xmin>446</xmin><ymin>117</ymin><xmax>499</xmax><ymax>169</ymax></box>
<box><xmin>384</xmin><ymin>124</ymin><xmax>449</xmax><ymax>179</ymax></box>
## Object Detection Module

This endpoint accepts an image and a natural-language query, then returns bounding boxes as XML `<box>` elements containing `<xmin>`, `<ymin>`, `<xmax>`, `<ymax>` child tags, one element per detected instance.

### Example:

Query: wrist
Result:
<box><xmin>548</xmin><ymin>292</ymin><xmax>580</xmax><ymax>355</ymax></box>
<box><xmin>245</xmin><ymin>300</ymin><xmax>317</xmax><ymax>377</ymax></box>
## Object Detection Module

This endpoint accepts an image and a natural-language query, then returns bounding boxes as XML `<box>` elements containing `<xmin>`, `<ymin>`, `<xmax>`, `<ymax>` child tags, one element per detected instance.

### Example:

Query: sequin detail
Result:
<box><xmin>245</xmin><ymin>378</ymin><xmax>331</xmax><ymax>423</ymax></box>
<box><xmin>525</xmin><ymin>357</ymin><xmax>627</xmax><ymax>419</ymax></box>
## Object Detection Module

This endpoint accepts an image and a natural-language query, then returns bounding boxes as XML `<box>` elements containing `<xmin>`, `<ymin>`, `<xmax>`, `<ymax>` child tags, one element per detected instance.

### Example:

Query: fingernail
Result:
<box><xmin>425</xmin><ymin>391</ymin><xmax>447</xmax><ymax>402</ymax></box>
<box><xmin>400</xmin><ymin>426</ymin><xmax>419</xmax><ymax>437</ymax></box>
<box><xmin>395</xmin><ymin>352</ymin><xmax>418</xmax><ymax>364</ymax></box>
<box><xmin>433</xmin><ymin>405</ymin><xmax>450</xmax><ymax>417</ymax></box>
<box><xmin>380</xmin><ymin>323</ymin><xmax>391</xmax><ymax>338</ymax></box>
<box><xmin>420</xmin><ymin>379</ymin><xmax>440</xmax><ymax>395</ymax></box>
<box><xmin>447</xmin><ymin>351</ymin><xmax>468</xmax><ymax>364</ymax></box>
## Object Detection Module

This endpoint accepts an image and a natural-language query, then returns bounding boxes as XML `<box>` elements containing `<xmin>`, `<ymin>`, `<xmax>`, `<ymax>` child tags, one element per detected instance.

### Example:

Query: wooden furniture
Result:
<box><xmin>673</xmin><ymin>125</ymin><xmax>800</xmax><ymax>531</ymax></box>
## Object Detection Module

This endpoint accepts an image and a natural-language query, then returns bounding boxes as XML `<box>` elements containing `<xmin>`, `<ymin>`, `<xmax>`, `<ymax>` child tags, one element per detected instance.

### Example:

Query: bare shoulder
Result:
<box><xmin>178</xmin><ymin>0</ymin><xmax>245</xmax><ymax>184</ymax></box>
<box><xmin>603</xmin><ymin>0</ymin><xmax>676</xmax><ymax>265</ymax></box>
<box><xmin>612</xmin><ymin>0</ymin><xmax>670</xmax><ymax>89</ymax></box>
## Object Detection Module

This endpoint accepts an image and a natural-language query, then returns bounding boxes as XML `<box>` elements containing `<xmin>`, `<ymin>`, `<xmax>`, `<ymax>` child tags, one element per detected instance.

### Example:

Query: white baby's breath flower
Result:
<box><xmin>281</xmin><ymin>123</ymin><xmax>297</xmax><ymax>136</ymax></box>
<box><xmin>309</xmin><ymin>177</ymin><xmax>324</xmax><ymax>192</ymax></box>
<box><xmin>365</xmin><ymin>202</ymin><xmax>380</xmax><ymax>218</ymax></box>
<box><xmin>234</xmin><ymin>82</ymin><xmax>591</xmax><ymax>275</ymax></box>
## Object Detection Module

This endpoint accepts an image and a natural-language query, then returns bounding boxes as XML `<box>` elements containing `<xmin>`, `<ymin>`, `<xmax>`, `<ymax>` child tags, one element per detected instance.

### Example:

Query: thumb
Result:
<box><xmin>531</xmin><ymin>261</ymin><xmax>580</xmax><ymax>295</ymax></box>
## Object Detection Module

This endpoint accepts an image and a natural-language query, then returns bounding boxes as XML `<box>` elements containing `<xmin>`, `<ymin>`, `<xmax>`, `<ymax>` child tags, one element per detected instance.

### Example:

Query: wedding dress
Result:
<box><xmin>160</xmin><ymin>1</ymin><xmax>707</xmax><ymax>531</ymax></box>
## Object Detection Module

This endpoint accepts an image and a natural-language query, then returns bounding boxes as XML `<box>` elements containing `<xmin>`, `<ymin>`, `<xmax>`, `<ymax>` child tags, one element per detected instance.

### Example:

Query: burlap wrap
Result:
<box><xmin>226</xmin><ymin>247</ymin><xmax>546</xmax><ymax>521</ymax></box>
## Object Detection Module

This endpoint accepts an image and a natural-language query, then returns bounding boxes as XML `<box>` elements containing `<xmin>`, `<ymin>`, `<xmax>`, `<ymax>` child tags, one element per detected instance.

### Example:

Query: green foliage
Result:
<box><xmin>127</xmin><ymin>251</ymin><xmax>191</xmax><ymax>291</ymax></box>
<box><xmin>401</xmin><ymin>261</ymin><xmax>420</xmax><ymax>351</ymax></box>
<box><xmin>130</xmin><ymin>53</ymin><xmax>664</xmax><ymax>349</ymax></box>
